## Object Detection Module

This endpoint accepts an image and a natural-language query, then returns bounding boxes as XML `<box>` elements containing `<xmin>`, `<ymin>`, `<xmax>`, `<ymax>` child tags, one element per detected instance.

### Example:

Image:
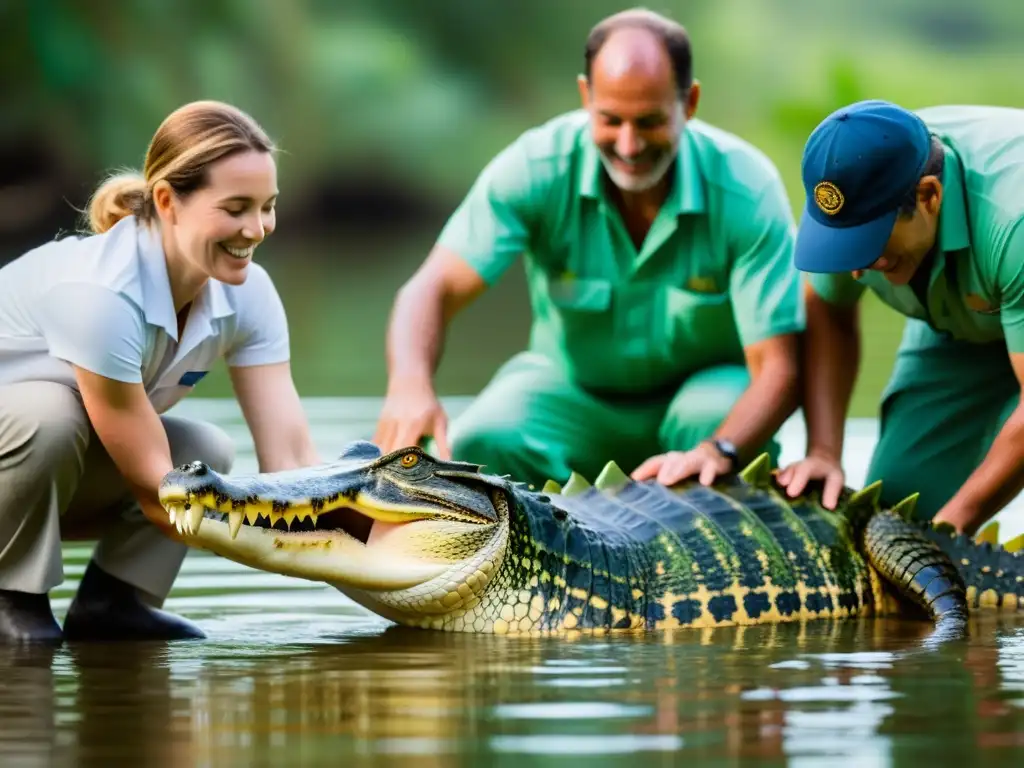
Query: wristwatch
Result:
<box><xmin>706</xmin><ymin>438</ymin><xmax>739</xmax><ymax>468</ymax></box>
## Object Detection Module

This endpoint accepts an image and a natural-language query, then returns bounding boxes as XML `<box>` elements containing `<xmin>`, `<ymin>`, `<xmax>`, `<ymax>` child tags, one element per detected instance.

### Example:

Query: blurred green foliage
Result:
<box><xmin>4</xmin><ymin>0</ymin><xmax>1024</xmax><ymax>418</ymax></box>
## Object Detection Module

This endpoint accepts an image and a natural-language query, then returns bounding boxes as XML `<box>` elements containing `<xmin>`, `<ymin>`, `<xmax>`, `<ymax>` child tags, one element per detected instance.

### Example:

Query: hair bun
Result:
<box><xmin>86</xmin><ymin>171</ymin><xmax>149</xmax><ymax>234</ymax></box>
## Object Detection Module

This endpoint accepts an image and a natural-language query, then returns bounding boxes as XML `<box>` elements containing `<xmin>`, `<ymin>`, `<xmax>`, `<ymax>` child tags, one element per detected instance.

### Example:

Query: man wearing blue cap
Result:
<box><xmin>777</xmin><ymin>99</ymin><xmax>1024</xmax><ymax>536</ymax></box>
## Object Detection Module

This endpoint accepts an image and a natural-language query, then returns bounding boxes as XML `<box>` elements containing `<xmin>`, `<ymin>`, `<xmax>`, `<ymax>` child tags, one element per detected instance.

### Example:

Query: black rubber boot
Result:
<box><xmin>0</xmin><ymin>589</ymin><xmax>64</xmax><ymax>645</ymax></box>
<box><xmin>62</xmin><ymin>560</ymin><xmax>205</xmax><ymax>642</ymax></box>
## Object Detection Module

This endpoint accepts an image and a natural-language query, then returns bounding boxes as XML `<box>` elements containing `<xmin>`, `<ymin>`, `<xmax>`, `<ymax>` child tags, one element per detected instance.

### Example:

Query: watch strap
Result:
<box><xmin>707</xmin><ymin>438</ymin><xmax>738</xmax><ymax>467</ymax></box>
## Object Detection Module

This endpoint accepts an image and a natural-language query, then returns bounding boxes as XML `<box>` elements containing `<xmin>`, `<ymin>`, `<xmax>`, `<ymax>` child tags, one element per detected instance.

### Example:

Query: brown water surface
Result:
<box><xmin>2</xmin><ymin>585</ymin><xmax>1023</xmax><ymax>767</ymax></box>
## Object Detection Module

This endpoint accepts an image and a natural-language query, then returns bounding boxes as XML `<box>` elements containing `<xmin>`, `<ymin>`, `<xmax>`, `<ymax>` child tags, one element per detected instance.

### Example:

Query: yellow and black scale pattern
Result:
<box><xmin>465</xmin><ymin>457</ymin><xmax>1024</xmax><ymax>634</ymax></box>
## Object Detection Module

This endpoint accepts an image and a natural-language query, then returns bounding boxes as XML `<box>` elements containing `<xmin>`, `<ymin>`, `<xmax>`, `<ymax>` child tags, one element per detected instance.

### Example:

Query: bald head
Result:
<box><xmin>592</xmin><ymin>26</ymin><xmax>672</xmax><ymax>84</ymax></box>
<box><xmin>584</xmin><ymin>8</ymin><xmax>693</xmax><ymax>95</ymax></box>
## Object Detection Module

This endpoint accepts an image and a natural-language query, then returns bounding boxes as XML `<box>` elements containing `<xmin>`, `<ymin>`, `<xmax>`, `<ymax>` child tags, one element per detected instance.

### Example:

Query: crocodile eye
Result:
<box><xmin>400</xmin><ymin>453</ymin><xmax>419</xmax><ymax>468</ymax></box>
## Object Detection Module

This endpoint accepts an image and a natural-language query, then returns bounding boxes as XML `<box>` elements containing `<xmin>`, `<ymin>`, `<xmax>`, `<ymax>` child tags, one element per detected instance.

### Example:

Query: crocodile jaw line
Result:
<box><xmin>172</xmin><ymin>513</ymin><xmax>448</xmax><ymax>590</ymax></box>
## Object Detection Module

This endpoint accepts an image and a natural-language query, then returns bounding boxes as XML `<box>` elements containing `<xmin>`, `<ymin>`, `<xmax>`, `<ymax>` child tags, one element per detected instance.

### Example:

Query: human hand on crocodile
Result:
<box><xmin>930</xmin><ymin>504</ymin><xmax>975</xmax><ymax>536</ymax></box>
<box><xmin>372</xmin><ymin>383</ymin><xmax>451</xmax><ymax>459</ymax></box>
<box><xmin>630</xmin><ymin>441</ymin><xmax>734</xmax><ymax>487</ymax></box>
<box><xmin>777</xmin><ymin>451</ymin><xmax>846</xmax><ymax>510</ymax></box>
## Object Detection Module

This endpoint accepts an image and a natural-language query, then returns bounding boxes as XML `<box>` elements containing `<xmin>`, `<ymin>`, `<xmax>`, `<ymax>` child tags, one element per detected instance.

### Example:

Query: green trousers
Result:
<box><xmin>428</xmin><ymin>352</ymin><xmax>780</xmax><ymax>489</ymax></box>
<box><xmin>865</xmin><ymin>319</ymin><xmax>1019</xmax><ymax>520</ymax></box>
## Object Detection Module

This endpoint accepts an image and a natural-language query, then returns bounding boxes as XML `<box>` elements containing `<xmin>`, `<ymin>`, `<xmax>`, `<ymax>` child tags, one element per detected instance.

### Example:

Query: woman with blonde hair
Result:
<box><xmin>0</xmin><ymin>100</ymin><xmax>320</xmax><ymax>644</ymax></box>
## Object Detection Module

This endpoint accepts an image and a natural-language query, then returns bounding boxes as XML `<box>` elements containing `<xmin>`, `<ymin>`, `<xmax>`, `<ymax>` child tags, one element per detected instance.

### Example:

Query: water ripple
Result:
<box><xmin>491</xmin><ymin>702</ymin><xmax>652</xmax><ymax>719</ymax></box>
<box><xmin>489</xmin><ymin>734</ymin><xmax>685</xmax><ymax>754</ymax></box>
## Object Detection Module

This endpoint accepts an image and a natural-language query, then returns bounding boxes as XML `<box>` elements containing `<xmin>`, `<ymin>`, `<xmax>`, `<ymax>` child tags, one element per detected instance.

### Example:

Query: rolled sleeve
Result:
<box><xmin>435</xmin><ymin>136</ymin><xmax>541</xmax><ymax>286</ymax></box>
<box><xmin>805</xmin><ymin>271</ymin><xmax>867</xmax><ymax>308</ymax></box>
<box><xmin>39</xmin><ymin>282</ymin><xmax>147</xmax><ymax>383</ymax></box>
<box><xmin>225</xmin><ymin>266</ymin><xmax>291</xmax><ymax>367</ymax></box>
<box><xmin>727</xmin><ymin>174</ymin><xmax>807</xmax><ymax>347</ymax></box>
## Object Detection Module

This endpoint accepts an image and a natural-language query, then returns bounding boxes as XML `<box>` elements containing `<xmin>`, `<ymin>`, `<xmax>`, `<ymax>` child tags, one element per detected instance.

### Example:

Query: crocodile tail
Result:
<box><xmin>861</xmin><ymin>510</ymin><xmax>968</xmax><ymax>639</ymax></box>
<box><xmin>920</xmin><ymin>518</ymin><xmax>1024</xmax><ymax>612</ymax></box>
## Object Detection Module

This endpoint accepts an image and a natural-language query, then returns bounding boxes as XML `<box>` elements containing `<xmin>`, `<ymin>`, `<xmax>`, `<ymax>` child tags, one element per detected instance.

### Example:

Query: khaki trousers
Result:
<box><xmin>0</xmin><ymin>381</ymin><xmax>234</xmax><ymax>600</ymax></box>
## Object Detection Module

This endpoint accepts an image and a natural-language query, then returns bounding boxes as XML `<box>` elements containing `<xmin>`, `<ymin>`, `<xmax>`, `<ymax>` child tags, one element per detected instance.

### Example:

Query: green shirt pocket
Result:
<box><xmin>611</xmin><ymin>283</ymin><xmax>740</xmax><ymax>384</ymax></box>
<box><xmin>662</xmin><ymin>285</ymin><xmax>741</xmax><ymax>370</ymax></box>
<box><xmin>548</xmin><ymin>276</ymin><xmax>613</xmax><ymax>310</ymax></box>
<box><xmin>543</xmin><ymin>275</ymin><xmax>615</xmax><ymax>388</ymax></box>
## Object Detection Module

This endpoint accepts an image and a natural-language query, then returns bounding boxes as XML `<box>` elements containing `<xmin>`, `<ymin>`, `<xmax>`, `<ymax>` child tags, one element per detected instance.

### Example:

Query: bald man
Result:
<box><xmin>372</xmin><ymin>9</ymin><xmax>804</xmax><ymax>490</ymax></box>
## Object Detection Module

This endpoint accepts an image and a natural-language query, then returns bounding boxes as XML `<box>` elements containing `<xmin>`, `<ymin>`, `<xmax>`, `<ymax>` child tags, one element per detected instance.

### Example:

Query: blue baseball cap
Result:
<box><xmin>794</xmin><ymin>100</ymin><xmax>932</xmax><ymax>273</ymax></box>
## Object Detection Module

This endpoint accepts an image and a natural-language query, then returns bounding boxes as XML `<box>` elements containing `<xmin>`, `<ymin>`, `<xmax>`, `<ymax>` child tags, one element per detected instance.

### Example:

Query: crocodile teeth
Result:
<box><xmin>229</xmin><ymin>511</ymin><xmax>244</xmax><ymax>540</ymax></box>
<box><xmin>187</xmin><ymin>506</ymin><xmax>204</xmax><ymax>535</ymax></box>
<box><xmin>207</xmin><ymin>506</ymin><xmax>334</xmax><ymax>534</ymax></box>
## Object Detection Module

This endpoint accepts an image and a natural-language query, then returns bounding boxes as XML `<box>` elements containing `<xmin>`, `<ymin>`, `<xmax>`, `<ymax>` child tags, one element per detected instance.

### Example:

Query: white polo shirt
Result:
<box><xmin>0</xmin><ymin>215</ymin><xmax>290</xmax><ymax>414</ymax></box>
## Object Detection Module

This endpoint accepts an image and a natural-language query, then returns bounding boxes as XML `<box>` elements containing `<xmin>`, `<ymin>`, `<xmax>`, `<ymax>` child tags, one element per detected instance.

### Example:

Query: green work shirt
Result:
<box><xmin>436</xmin><ymin>110</ymin><xmax>805</xmax><ymax>394</ymax></box>
<box><xmin>808</xmin><ymin>105</ymin><xmax>1024</xmax><ymax>353</ymax></box>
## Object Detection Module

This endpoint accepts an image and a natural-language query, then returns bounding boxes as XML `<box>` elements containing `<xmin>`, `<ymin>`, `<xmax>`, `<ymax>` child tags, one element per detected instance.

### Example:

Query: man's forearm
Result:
<box><xmin>939</xmin><ymin>402</ymin><xmax>1024</xmax><ymax>533</ymax></box>
<box><xmin>803</xmin><ymin>293</ymin><xmax>860</xmax><ymax>460</ymax></box>
<box><xmin>713</xmin><ymin>358</ymin><xmax>799</xmax><ymax>461</ymax></box>
<box><xmin>385</xmin><ymin>279</ymin><xmax>447</xmax><ymax>391</ymax></box>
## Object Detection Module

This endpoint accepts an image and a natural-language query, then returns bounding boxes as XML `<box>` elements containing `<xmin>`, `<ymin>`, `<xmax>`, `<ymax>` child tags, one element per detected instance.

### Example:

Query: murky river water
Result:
<box><xmin>3</xmin><ymin>399</ymin><xmax>1023</xmax><ymax>766</ymax></box>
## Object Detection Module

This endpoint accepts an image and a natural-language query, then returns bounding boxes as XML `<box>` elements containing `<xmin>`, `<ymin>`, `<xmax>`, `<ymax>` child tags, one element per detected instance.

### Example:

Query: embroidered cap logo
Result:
<box><xmin>814</xmin><ymin>181</ymin><xmax>845</xmax><ymax>216</ymax></box>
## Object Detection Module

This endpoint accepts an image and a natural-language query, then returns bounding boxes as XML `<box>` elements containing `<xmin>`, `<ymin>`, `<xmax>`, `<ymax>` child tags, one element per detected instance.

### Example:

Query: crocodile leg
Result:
<box><xmin>861</xmin><ymin>510</ymin><xmax>969</xmax><ymax>640</ymax></box>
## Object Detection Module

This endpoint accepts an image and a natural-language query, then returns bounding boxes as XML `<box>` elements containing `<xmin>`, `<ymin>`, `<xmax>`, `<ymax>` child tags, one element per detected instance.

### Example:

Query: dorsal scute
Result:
<box><xmin>1004</xmin><ymin>533</ymin><xmax>1024</xmax><ymax>554</ymax></box>
<box><xmin>738</xmin><ymin>453</ymin><xmax>773</xmax><ymax>487</ymax></box>
<box><xmin>561</xmin><ymin>471</ymin><xmax>592</xmax><ymax>497</ymax></box>
<box><xmin>849</xmin><ymin>479</ymin><xmax>883</xmax><ymax>509</ymax></box>
<box><xmin>541</xmin><ymin>479</ymin><xmax>562</xmax><ymax>495</ymax></box>
<box><xmin>975</xmin><ymin>521</ymin><xmax>999</xmax><ymax>546</ymax></box>
<box><xmin>594</xmin><ymin>461</ymin><xmax>630</xmax><ymax>492</ymax></box>
<box><xmin>337</xmin><ymin>440</ymin><xmax>382</xmax><ymax>461</ymax></box>
<box><xmin>891</xmin><ymin>492</ymin><xmax>919</xmax><ymax>521</ymax></box>
<box><xmin>836</xmin><ymin>479</ymin><xmax>883</xmax><ymax>531</ymax></box>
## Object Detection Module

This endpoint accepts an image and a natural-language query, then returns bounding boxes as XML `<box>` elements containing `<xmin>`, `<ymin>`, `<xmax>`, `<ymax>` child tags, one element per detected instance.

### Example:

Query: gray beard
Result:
<box><xmin>598</xmin><ymin>146</ymin><xmax>678</xmax><ymax>193</ymax></box>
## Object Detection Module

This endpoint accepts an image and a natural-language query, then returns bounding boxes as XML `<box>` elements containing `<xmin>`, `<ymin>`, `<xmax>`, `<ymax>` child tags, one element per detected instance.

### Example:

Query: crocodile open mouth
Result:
<box><xmin>223</xmin><ymin>507</ymin><xmax>373</xmax><ymax>542</ymax></box>
<box><xmin>166</xmin><ymin>504</ymin><xmax>389</xmax><ymax>544</ymax></box>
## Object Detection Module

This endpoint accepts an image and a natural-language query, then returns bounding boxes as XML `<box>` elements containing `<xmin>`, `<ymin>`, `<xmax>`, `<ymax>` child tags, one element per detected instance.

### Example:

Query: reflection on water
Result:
<box><xmin>3</xmin><ymin>399</ymin><xmax>1024</xmax><ymax>765</ymax></box>
<box><xmin>3</xmin><ymin>608</ymin><xmax>1024</xmax><ymax>766</ymax></box>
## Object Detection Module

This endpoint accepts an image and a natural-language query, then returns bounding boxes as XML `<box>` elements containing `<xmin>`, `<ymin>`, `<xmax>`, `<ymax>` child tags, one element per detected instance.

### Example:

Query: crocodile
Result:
<box><xmin>157</xmin><ymin>441</ymin><xmax>1024</xmax><ymax>639</ymax></box>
